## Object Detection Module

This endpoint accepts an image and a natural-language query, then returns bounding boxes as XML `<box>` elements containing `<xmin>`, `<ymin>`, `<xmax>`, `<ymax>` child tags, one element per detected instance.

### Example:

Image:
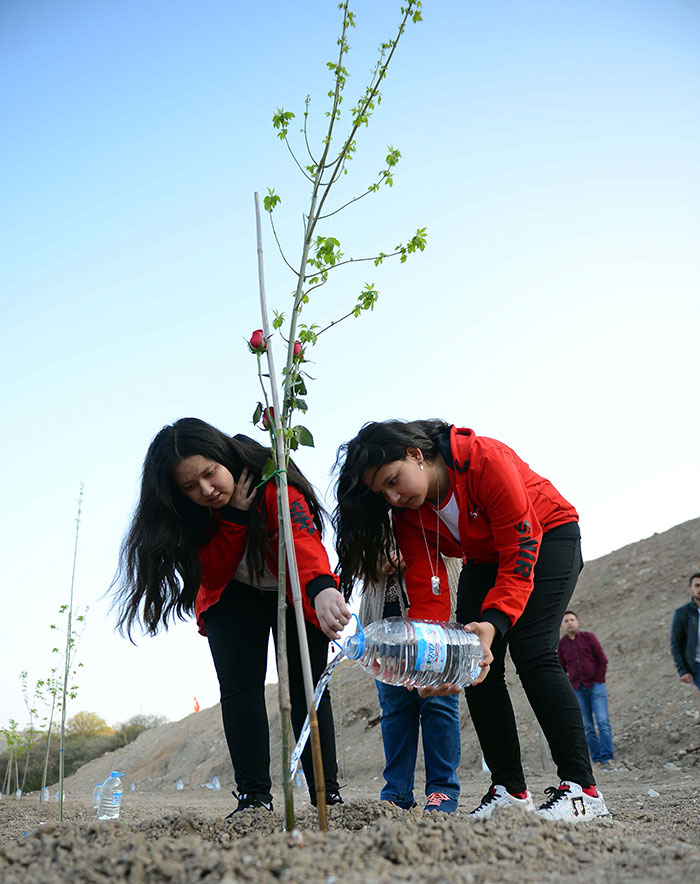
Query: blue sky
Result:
<box><xmin>1</xmin><ymin>0</ymin><xmax>698</xmax><ymax>730</ymax></box>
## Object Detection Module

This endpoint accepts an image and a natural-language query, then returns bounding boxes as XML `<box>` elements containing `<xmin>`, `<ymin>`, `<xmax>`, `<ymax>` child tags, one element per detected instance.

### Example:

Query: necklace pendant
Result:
<box><xmin>431</xmin><ymin>576</ymin><xmax>441</xmax><ymax>596</ymax></box>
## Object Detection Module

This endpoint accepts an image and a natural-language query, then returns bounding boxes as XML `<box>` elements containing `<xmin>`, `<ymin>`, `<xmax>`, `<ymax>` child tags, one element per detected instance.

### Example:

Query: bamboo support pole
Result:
<box><xmin>254</xmin><ymin>192</ymin><xmax>327</xmax><ymax>831</ymax></box>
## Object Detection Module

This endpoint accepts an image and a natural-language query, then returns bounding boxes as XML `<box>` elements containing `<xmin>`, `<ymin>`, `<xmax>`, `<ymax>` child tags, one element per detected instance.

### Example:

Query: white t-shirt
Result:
<box><xmin>434</xmin><ymin>492</ymin><xmax>460</xmax><ymax>542</ymax></box>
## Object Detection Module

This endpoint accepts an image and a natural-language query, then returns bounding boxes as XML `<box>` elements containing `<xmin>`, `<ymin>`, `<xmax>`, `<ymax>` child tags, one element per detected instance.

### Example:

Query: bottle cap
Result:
<box><xmin>343</xmin><ymin>613</ymin><xmax>365</xmax><ymax>659</ymax></box>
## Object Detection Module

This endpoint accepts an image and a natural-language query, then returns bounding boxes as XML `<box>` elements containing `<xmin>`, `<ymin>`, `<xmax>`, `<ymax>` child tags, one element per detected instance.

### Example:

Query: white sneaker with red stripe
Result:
<box><xmin>469</xmin><ymin>784</ymin><xmax>535</xmax><ymax>820</ymax></box>
<box><xmin>536</xmin><ymin>781</ymin><xmax>610</xmax><ymax>822</ymax></box>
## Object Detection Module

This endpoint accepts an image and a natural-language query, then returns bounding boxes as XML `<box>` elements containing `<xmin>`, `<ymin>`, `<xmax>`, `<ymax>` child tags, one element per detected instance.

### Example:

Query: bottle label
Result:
<box><xmin>413</xmin><ymin>623</ymin><xmax>446</xmax><ymax>673</ymax></box>
<box><xmin>113</xmin><ymin>790</ymin><xmax>122</xmax><ymax>806</ymax></box>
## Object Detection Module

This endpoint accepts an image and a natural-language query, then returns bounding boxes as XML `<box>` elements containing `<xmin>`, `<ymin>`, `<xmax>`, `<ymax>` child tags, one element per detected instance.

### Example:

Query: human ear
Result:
<box><xmin>406</xmin><ymin>447</ymin><xmax>424</xmax><ymax>467</ymax></box>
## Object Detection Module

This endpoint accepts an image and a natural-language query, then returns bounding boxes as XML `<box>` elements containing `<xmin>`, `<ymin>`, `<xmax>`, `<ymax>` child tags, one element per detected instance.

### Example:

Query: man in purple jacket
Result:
<box><xmin>558</xmin><ymin>611</ymin><xmax>616</xmax><ymax>770</ymax></box>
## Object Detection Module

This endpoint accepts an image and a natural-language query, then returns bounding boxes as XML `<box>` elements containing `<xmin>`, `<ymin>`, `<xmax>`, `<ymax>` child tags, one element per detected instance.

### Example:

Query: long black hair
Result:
<box><xmin>113</xmin><ymin>417</ymin><xmax>325</xmax><ymax>637</ymax></box>
<box><xmin>333</xmin><ymin>419</ymin><xmax>450</xmax><ymax>600</ymax></box>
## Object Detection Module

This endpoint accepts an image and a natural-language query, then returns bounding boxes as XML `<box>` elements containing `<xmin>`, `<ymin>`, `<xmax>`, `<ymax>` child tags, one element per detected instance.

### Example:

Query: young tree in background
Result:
<box><xmin>251</xmin><ymin>0</ymin><xmax>426</xmax><ymax>831</ymax></box>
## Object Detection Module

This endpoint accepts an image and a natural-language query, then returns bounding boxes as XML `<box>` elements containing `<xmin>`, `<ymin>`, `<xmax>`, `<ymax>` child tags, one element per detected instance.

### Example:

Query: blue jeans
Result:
<box><xmin>574</xmin><ymin>682</ymin><xmax>614</xmax><ymax>763</ymax></box>
<box><xmin>375</xmin><ymin>681</ymin><xmax>461</xmax><ymax>806</ymax></box>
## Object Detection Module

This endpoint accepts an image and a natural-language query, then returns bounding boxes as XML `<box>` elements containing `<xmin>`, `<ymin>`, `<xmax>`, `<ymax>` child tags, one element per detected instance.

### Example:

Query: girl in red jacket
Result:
<box><xmin>114</xmin><ymin>417</ymin><xmax>350</xmax><ymax>816</ymax></box>
<box><xmin>334</xmin><ymin>419</ymin><xmax>608</xmax><ymax>822</ymax></box>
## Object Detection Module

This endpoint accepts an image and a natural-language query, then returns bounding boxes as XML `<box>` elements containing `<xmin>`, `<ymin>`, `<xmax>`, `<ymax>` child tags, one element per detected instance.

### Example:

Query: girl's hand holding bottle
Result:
<box><xmin>315</xmin><ymin>589</ymin><xmax>351</xmax><ymax>640</ymax></box>
<box><xmin>417</xmin><ymin>620</ymin><xmax>495</xmax><ymax>697</ymax></box>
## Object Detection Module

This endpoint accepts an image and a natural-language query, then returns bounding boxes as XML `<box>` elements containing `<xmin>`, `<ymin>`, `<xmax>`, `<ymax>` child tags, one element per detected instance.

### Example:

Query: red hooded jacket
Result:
<box><xmin>393</xmin><ymin>426</ymin><xmax>578</xmax><ymax>631</ymax></box>
<box><xmin>194</xmin><ymin>480</ymin><xmax>338</xmax><ymax>634</ymax></box>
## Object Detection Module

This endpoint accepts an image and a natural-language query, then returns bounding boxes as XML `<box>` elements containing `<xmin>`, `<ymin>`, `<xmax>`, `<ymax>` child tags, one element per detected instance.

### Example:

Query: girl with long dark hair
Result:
<box><xmin>114</xmin><ymin>417</ymin><xmax>351</xmax><ymax>816</ymax></box>
<box><xmin>334</xmin><ymin>419</ymin><xmax>609</xmax><ymax>822</ymax></box>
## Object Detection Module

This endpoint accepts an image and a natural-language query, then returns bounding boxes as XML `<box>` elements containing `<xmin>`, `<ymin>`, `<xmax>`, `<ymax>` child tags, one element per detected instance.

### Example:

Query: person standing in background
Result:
<box><xmin>557</xmin><ymin>611</ymin><xmax>616</xmax><ymax>771</ymax></box>
<box><xmin>670</xmin><ymin>573</ymin><xmax>700</xmax><ymax>692</ymax></box>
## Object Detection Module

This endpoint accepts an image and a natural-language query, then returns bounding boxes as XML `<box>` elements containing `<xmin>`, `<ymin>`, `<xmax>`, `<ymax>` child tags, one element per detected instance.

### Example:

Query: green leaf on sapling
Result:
<box><xmin>261</xmin><ymin>458</ymin><xmax>277</xmax><ymax>482</ymax></box>
<box><xmin>293</xmin><ymin>426</ymin><xmax>314</xmax><ymax>448</ymax></box>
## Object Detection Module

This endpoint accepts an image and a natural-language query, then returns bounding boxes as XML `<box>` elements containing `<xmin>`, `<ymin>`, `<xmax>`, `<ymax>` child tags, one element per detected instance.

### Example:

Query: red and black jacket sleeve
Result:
<box><xmin>263</xmin><ymin>482</ymin><xmax>338</xmax><ymax>628</ymax></box>
<box><xmin>473</xmin><ymin>448</ymin><xmax>543</xmax><ymax>634</ymax></box>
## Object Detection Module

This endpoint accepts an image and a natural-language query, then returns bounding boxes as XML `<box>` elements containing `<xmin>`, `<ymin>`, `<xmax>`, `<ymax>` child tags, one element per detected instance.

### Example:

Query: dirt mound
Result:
<box><xmin>2</xmin><ymin>793</ymin><xmax>700</xmax><ymax>883</ymax></box>
<box><xmin>2</xmin><ymin>518</ymin><xmax>700</xmax><ymax>883</ymax></box>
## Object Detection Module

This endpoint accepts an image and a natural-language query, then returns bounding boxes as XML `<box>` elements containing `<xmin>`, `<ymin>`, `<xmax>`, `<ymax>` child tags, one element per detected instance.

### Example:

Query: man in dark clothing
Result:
<box><xmin>670</xmin><ymin>573</ymin><xmax>700</xmax><ymax>692</ymax></box>
<box><xmin>558</xmin><ymin>611</ymin><xmax>615</xmax><ymax>770</ymax></box>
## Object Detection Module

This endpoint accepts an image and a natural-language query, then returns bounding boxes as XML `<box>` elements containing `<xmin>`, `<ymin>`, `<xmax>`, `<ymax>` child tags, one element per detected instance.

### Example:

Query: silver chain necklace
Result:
<box><xmin>417</xmin><ymin>461</ymin><xmax>441</xmax><ymax>596</ymax></box>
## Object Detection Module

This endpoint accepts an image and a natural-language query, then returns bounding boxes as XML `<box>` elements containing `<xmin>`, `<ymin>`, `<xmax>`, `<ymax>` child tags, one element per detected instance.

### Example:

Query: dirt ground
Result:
<box><xmin>1</xmin><ymin>517</ymin><xmax>699</xmax><ymax>883</ymax></box>
<box><xmin>2</xmin><ymin>770</ymin><xmax>700</xmax><ymax>884</ymax></box>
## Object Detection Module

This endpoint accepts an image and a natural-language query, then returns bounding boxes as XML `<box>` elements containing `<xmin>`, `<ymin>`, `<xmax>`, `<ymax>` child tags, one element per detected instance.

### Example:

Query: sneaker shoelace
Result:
<box><xmin>425</xmin><ymin>792</ymin><xmax>451</xmax><ymax>806</ymax></box>
<box><xmin>473</xmin><ymin>787</ymin><xmax>498</xmax><ymax>811</ymax></box>
<box><xmin>540</xmin><ymin>784</ymin><xmax>570</xmax><ymax>810</ymax></box>
<box><xmin>232</xmin><ymin>791</ymin><xmax>270</xmax><ymax>811</ymax></box>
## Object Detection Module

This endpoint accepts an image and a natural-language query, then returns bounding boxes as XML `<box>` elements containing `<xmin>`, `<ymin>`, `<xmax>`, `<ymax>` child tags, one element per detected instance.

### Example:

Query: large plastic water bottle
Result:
<box><xmin>97</xmin><ymin>771</ymin><xmax>123</xmax><ymax>821</ymax></box>
<box><xmin>344</xmin><ymin>617</ymin><xmax>484</xmax><ymax>688</ymax></box>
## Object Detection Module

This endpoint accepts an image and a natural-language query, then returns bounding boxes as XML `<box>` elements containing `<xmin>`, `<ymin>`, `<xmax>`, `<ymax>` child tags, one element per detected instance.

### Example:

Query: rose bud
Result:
<box><xmin>293</xmin><ymin>340</ymin><xmax>304</xmax><ymax>359</ymax></box>
<box><xmin>262</xmin><ymin>407</ymin><xmax>275</xmax><ymax>430</ymax></box>
<box><xmin>249</xmin><ymin>329</ymin><xmax>267</xmax><ymax>352</ymax></box>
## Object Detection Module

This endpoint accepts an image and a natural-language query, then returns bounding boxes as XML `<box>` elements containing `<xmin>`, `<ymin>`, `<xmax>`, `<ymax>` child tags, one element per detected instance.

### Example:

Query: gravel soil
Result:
<box><xmin>2</xmin><ymin>517</ymin><xmax>699</xmax><ymax>883</ymax></box>
<box><xmin>2</xmin><ymin>772</ymin><xmax>700</xmax><ymax>884</ymax></box>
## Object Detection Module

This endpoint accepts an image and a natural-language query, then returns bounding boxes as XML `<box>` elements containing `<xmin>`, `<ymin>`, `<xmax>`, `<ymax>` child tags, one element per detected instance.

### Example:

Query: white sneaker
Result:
<box><xmin>469</xmin><ymin>784</ymin><xmax>535</xmax><ymax>820</ymax></box>
<box><xmin>536</xmin><ymin>781</ymin><xmax>610</xmax><ymax>822</ymax></box>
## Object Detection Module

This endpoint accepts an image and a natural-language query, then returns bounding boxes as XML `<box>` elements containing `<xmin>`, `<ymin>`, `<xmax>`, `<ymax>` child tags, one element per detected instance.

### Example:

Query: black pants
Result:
<box><xmin>456</xmin><ymin>524</ymin><xmax>594</xmax><ymax>794</ymax></box>
<box><xmin>202</xmin><ymin>581</ymin><xmax>339</xmax><ymax>802</ymax></box>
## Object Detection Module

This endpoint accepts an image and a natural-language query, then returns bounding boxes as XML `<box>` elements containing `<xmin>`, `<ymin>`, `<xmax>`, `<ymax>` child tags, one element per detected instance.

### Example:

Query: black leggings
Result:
<box><xmin>456</xmin><ymin>523</ymin><xmax>594</xmax><ymax>794</ymax></box>
<box><xmin>202</xmin><ymin>581</ymin><xmax>339</xmax><ymax>802</ymax></box>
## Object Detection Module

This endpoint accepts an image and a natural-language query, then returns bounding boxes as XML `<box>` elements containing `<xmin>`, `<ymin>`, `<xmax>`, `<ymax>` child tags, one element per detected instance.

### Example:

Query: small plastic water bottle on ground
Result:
<box><xmin>91</xmin><ymin>782</ymin><xmax>103</xmax><ymax>808</ymax></box>
<box><xmin>97</xmin><ymin>771</ymin><xmax>123</xmax><ymax>821</ymax></box>
<box><xmin>344</xmin><ymin>616</ymin><xmax>483</xmax><ymax>688</ymax></box>
<box><xmin>211</xmin><ymin>776</ymin><xmax>220</xmax><ymax>791</ymax></box>
<box><xmin>176</xmin><ymin>778</ymin><xmax>184</xmax><ymax>791</ymax></box>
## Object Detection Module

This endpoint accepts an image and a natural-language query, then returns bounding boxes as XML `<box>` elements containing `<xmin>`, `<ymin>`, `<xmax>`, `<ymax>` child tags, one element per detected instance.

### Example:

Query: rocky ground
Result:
<box><xmin>1</xmin><ymin>517</ymin><xmax>699</xmax><ymax>883</ymax></box>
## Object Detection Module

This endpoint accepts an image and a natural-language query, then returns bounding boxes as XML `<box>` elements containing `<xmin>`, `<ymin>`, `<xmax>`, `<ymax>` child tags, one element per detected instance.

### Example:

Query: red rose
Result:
<box><xmin>293</xmin><ymin>340</ymin><xmax>304</xmax><ymax>359</ymax></box>
<box><xmin>249</xmin><ymin>329</ymin><xmax>267</xmax><ymax>352</ymax></box>
<box><xmin>262</xmin><ymin>407</ymin><xmax>275</xmax><ymax>430</ymax></box>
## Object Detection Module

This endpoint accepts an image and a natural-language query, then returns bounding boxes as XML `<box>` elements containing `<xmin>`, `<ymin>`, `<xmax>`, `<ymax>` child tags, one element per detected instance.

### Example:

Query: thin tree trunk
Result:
<box><xmin>19</xmin><ymin>730</ymin><xmax>35</xmax><ymax>798</ymax></box>
<box><xmin>275</xmin><ymin>515</ymin><xmax>295</xmax><ymax>831</ymax></box>
<box><xmin>59</xmin><ymin>485</ymin><xmax>83</xmax><ymax>822</ymax></box>
<box><xmin>2</xmin><ymin>756</ymin><xmax>11</xmax><ymax>795</ymax></box>
<box><xmin>41</xmin><ymin>700</ymin><xmax>56</xmax><ymax>801</ymax></box>
<box><xmin>255</xmin><ymin>193</ymin><xmax>327</xmax><ymax>831</ymax></box>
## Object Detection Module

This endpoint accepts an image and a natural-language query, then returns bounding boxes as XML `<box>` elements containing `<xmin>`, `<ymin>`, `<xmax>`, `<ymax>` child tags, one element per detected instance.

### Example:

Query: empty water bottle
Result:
<box><xmin>344</xmin><ymin>616</ymin><xmax>483</xmax><ymax>688</ymax></box>
<box><xmin>176</xmin><ymin>778</ymin><xmax>184</xmax><ymax>791</ymax></box>
<box><xmin>211</xmin><ymin>776</ymin><xmax>221</xmax><ymax>791</ymax></box>
<box><xmin>91</xmin><ymin>782</ymin><xmax>103</xmax><ymax>808</ymax></box>
<box><xmin>97</xmin><ymin>771</ymin><xmax>123</xmax><ymax>821</ymax></box>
